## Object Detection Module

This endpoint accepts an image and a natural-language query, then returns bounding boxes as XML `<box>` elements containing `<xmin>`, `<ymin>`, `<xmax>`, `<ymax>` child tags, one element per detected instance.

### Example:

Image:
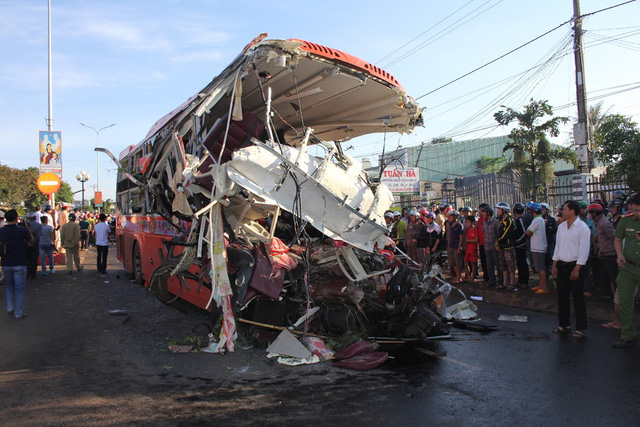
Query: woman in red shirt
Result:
<box><xmin>464</xmin><ymin>216</ymin><xmax>479</xmax><ymax>283</ymax></box>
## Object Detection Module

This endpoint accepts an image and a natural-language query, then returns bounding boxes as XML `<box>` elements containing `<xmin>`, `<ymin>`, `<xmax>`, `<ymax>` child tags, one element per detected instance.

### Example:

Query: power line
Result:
<box><xmin>375</xmin><ymin>0</ymin><xmax>478</xmax><ymax>66</ymax></box>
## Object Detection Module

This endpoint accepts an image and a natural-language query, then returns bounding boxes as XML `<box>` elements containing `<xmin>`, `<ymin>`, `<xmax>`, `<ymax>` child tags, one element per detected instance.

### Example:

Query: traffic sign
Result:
<box><xmin>37</xmin><ymin>172</ymin><xmax>61</xmax><ymax>194</ymax></box>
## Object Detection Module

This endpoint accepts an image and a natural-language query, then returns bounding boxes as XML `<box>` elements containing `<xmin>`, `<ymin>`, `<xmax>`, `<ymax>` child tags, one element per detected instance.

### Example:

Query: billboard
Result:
<box><xmin>380</xmin><ymin>166</ymin><xmax>420</xmax><ymax>195</ymax></box>
<box><xmin>95</xmin><ymin>191</ymin><xmax>103</xmax><ymax>207</ymax></box>
<box><xmin>39</xmin><ymin>131</ymin><xmax>62</xmax><ymax>178</ymax></box>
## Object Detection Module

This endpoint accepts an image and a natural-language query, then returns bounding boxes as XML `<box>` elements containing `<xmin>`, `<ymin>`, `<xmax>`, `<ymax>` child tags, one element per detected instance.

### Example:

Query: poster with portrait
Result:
<box><xmin>39</xmin><ymin>131</ymin><xmax>62</xmax><ymax>178</ymax></box>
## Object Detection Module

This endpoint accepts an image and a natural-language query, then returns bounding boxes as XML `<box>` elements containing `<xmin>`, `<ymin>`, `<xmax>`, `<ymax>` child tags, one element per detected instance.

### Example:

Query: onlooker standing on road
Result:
<box><xmin>60</xmin><ymin>213</ymin><xmax>83</xmax><ymax>274</ymax></box>
<box><xmin>541</xmin><ymin>203</ymin><xmax>557</xmax><ymax>279</ymax></box>
<box><xmin>0</xmin><ymin>209</ymin><xmax>34</xmax><ymax>319</ymax></box>
<box><xmin>463</xmin><ymin>215</ymin><xmax>479</xmax><ymax>283</ymax></box>
<box><xmin>608</xmin><ymin>199</ymin><xmax>624</xmax><ymax>229</ymax></box>
<box><xmin>94</xmin><ymin>214</ymin><xmax>111</xmax><ymax>274</ymax></box>
<box><xmin>551</xmin><ymin>200</ymin><xmax>591</xmax><ymax>339</ymax></box>
<box><xmin>446</xmin><ymin>210</ymin><xmax>463</xmax><ymax>283</ymax></box>
<box><xmin>25</xmin><ymin>213</ymin><xmax>42</xmax><ymax>279</ymax></box>
<box><xmin>39</xmin><ymin>216</ymin><xmax>56</xmax><ymax>276</ymax></box>
<box><xmin>612</xmin><ymin>193</ymin><xmax>640</xmax><ymax>348</ymax></box>
<box><xmin>513</xmin><ymin>202</ymin><xmax>529</xmax><ymax>289</ymax></box>
<box><xmin>477</xmin><ymin>203</ymin><xmax>489</xmax><ymax>284</ymax></box>
<box><xmin>526</xmin><ymin>203</ymin><xmax>549</xmax><ymax>294</ymax></box>
<box><xmin>0</xmin><ymin>210</ymin><xmax>5</xmax><ymax>283</ymax></box>
<box><xmin>588</xmin><ymin>203</ymin><xmax>618</xmax><ymax>297</ymax></box>
<box><xmin>495</xmin><ymin>202</ymin><xmax>516</xmax><ymax>290</ymax></box>
<box><xmin>79</xmin><ymin>215</ymin><xmax>90</xmax><ymax>250</ymax></box>
<box><xmin>482</xmin><ymin>207</ymin><xmax>502</xmax><ymax>288</ymax></box>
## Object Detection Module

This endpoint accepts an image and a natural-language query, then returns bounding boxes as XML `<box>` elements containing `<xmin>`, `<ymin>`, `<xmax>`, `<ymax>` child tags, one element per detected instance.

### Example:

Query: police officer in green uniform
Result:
<box><xmin>613</xmin><ymin>193</ymin><xmax>640</xmax><ymax>349</ymax></box>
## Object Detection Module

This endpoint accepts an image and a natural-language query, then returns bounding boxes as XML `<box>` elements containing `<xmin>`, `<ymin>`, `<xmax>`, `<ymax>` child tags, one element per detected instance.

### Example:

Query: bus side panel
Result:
<box><xmin>166</xmin><ymin>273</ymin><xmax>213</xmax><ymax>311</ymax></box>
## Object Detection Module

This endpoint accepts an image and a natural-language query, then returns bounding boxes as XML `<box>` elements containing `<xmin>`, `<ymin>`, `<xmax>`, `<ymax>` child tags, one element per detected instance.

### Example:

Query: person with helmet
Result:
<box><xmin>612</xmin><ymin>193</ymin><xmax>640</xmax><ymax>348</ymax></box>
<box><xmin>446</xmin><ymin>210</ymin><xmax>463</xmax><ymax>283</ymax></box>
<box><xmin>482</xmin><ymin>206</ymin><xmax>502</xmax><ymax>288</ymax></box>
<box><xmin>551</xmin><ymin>200</ymin><xmax>591</xmax><ymax>338</ymax></box>
<box><xmin>395</xmin><ymin>210</ymin><xmax>408</xmax><ymax>252</ymax></box>
<box><xmin>384</xmin><ymin>211</ymin><xmax>394</xmax><ymax>231</ymax></box>
<box><xmin>540</xmin><ymin>202</ymin><xmax>558</xmax><ymax>279</ymax></box>
<box><xmin>577</xmin><ymin>200</ymin><xmax>596</xmax><ymax>297</ymax></box>
<box><xmin>588</xmin><ymin>202</ymin><xmax>618</xmax><ymax>298</ymax></box>
<box><xmin>495</xmin><ymin>202</ymin><xmax>517</xmax><ymax>290</ymax></box>
<box><xmin>512</xmin><ymin>202</ymin><xmax>530</xmax><ymax>289</ymax></box>
<box><xmin>608</xmin><ymin>199</ymin><xmax>624</xmax><ymax>229</ymax></box>
<box><xmin>526</xmin><ymin>202</ymin><xmax>549</xmax><ymax>293</ymax></box>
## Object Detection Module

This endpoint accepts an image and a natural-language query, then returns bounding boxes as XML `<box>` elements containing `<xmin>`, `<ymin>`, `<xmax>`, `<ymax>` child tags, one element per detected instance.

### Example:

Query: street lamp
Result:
<box><xmin>79</xmin><ymin>122</ymin><xmax>115</xmax><ymax>191</ymax></box>
<box><xmin>76</xmin><ymin>170</ymin><xmax>90</xmax><ymax>209</ymax></box>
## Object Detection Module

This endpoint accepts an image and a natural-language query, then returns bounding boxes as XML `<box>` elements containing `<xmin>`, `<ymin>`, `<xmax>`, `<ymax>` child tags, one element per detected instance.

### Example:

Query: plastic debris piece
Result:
<box><xmin>168</xmin><ymin>345</ymin><xmax>193</xmax><ymax>353</ymax></box>
<box><xmin>446</xmin><ymin>299</ymin><xmax>478</xmax><ymax>320</ymax></box>
<box><xmin>333</xmin><ymin>341</ymin><xmax>375</xmax><ymax>360</ymax></box>
<box><xmin>277</xmin><ymin>354</ymin><xmax>321</xmax><ymax>366</ymax></box>
<box><xmin>293</xmin><ymin>307</ymin><xmax>320</xmax><ymax>328</ymax></box>
<box><xmin>333</xmin><ymin>351</ymin><xmax>388</xmax><ymax>370</ymax></box>
<box><xmin>498</xmin><ymin>315</ymin><xmax>529</xmax><ymax>323</ymax></box>
<box><xmin>301</xmin><ymin>337</ymin><xmax>334</xmax><ymax>361</ymax></box>
<box><xmin>266</xmin><ymin>329</ymin><xmax>312</xmax><ymax>359</ymax></box>
<box><xmin>203</xmin><ymin>341</ymin><xmax>223</xmax><ymax>353</ymax></box>
<box><xmin>470</xmin><ymin>296</ymin><xmax>483</xmax><ymax>301</ymax></box>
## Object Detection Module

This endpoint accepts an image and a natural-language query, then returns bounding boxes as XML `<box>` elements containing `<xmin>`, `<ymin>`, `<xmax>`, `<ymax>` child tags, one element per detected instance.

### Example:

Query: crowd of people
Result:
<box><xmin>384</xmin><ymin>190</ymin><xmax>640</xmax><ymax>348</ymax></box>
<box><xmin>0</xmin><ymin>203</ymin><xmax>115</xmax><ymax>320</ymax></box>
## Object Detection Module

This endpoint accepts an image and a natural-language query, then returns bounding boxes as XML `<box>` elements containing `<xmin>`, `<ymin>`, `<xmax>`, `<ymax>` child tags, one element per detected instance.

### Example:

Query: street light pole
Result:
<box><xmin>76</xmin><ymin>170</ymin><xmax>90</xmax><ymax>210</ymax></box>
<box><xmin>79</xmin><ymin>123</ymin><xmax>115</xmax><ymax>191</ymax></box>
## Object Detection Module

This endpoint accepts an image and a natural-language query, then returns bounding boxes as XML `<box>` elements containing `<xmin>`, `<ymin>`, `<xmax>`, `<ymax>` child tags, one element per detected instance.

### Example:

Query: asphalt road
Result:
<box><xmin>1</xmin><ymin>246</ymin><xmax>638</xmax><ymax>426</ymax></box>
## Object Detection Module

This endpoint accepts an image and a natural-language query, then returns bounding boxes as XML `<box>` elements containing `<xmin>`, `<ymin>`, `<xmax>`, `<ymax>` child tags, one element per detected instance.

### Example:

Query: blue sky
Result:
<box><xmin>1</xmin><ymin>0</ymin><xmax>639</xmax><ymax>201</ymax></box>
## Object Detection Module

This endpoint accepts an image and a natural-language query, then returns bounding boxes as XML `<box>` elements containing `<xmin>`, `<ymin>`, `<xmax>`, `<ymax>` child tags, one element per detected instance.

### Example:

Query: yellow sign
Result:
<box><xmin>39</xmin><ymin>131</ymin><xmax>62</xmax><ymax>178</ymax></box>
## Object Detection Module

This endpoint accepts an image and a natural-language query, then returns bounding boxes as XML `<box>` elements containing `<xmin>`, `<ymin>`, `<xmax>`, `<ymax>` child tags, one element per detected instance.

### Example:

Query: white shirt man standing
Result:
<box><xmin>94</xmin><ymin>214</ymin><xmax>111</xmax><ymax>274</ymax></box>
<box><xmin>551</xmin><ymin>200</ymin><xmax>592</xmax><ymax>338</ymax></box>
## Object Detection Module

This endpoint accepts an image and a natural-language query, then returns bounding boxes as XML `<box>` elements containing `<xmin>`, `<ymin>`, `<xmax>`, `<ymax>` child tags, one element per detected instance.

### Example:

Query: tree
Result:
<box><xmin>593</xmin><ymin>114</ymin><xmax>640</xmax><ymax>192</ymax></box>
<box><xmin>475</xmin><ymin>156</ymin><xmax>507</xmax><ymax>174</ymax></box>
<box><xmin>56</xmin><ymin>181</ymin><xmax>74</xmax><ymax>204</ymax></box>
<box><xmin>494</xmin><ymin>99</ymin><xmax>576</xmax><ymax>199</ymax></box>
<box><xmin>0</xmin><ymin>165</ymin><xmax>47</xmax><ymax>212</ymax></box>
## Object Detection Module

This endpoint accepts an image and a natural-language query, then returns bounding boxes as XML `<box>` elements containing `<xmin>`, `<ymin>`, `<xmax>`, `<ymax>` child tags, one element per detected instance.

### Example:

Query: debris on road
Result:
<box><xmin>498</xmin><ymin>315</ymin><xmax>529</xmax><ymax>323</ymax></box>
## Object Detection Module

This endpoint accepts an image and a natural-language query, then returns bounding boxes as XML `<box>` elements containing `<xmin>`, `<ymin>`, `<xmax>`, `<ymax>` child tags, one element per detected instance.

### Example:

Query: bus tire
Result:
<box><xmin>132</xmin><ymin>242</ymin><xmax>144</xmax><ymax>286</ymax></box>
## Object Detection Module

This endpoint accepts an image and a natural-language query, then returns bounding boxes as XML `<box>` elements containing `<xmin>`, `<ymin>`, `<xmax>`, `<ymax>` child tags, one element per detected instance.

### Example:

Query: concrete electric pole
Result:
<box><xmin>572</xmin><ymin>0</ymin><xmax>591</xmax><ymax>173</ymax></box>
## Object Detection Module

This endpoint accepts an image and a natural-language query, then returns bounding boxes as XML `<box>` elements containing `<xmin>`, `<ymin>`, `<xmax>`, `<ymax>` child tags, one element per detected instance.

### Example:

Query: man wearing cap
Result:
<box><xmin>552</xmin><ymin>200</ymin><xmax>591</xmax><ymax>338</ymax></box>
<box><xmin>60</xmin><ymin>213</ymin><xmax>83</xmax><ymax>274</ymax></box>
<box><xmin>526</xmin><ymin>203</ymin><xmax>549</xmax><ymax>293</ymax></box>
<box><xmin>495</xmin><ymin>202</ymin><xmax>516</xmax><ymax>290</ymax></box>
<box><xmin>589</xmin><ymin>203</ymin><xmax>617</xmax><ymax>298</ymax></box>
<box><xmin>612</xmin><ymin>193</ymin><xmax>640</xmax><ymax>348</ymax></box>
<box><xmin>0</xmin><ymin>209</ymin><xmax>34</xmax><ymax>319</ymax></box>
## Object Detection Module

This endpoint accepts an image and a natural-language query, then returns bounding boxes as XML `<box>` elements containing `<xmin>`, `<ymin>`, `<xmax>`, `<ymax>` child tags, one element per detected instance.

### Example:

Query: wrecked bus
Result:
<box><xmin>101</xmin><ymin>34</ymin><xmax>459</xmax><ymax>352</ymax></box>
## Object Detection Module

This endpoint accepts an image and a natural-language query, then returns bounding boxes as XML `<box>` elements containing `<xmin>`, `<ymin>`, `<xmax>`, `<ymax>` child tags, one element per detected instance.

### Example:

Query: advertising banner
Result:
<box><xmin>39</xmin><ymin>131</ymin><xmax>62</xmax><ymax>178</ymax></box>
<box><xmin>380</xmin><ymin>166</ymin><xmax>420</xmax><ymax>195</ymax></box>
<box><xmin>95</xmin><ymin>191</ymin><xmax>103</xmax><ymax>207</ymax></box>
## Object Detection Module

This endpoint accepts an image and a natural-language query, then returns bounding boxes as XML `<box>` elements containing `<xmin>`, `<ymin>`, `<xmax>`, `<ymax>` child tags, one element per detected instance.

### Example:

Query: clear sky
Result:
<box><xmin>1</xmin><ymin>0</ymin><xmax>639</xmax><ymax>202</ymax></box>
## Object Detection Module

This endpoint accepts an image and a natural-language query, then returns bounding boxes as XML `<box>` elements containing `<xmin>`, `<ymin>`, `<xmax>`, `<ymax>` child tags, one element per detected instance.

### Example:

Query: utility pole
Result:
<box><xmin>572</xmin><ymin>0</ymin><xmax>591</xmax><ymax>173</ymax></box>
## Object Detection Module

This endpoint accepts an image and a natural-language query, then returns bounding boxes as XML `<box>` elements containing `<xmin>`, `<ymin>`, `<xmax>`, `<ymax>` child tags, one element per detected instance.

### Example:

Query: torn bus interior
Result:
<box><xmin>104</xmin><ymin>35</ymin><xmax>475</xmax><ymax>352</ymax></box>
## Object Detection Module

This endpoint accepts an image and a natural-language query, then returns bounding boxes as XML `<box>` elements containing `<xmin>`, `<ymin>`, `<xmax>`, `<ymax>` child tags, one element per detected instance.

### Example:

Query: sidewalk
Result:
<box><xmin>449</xmin><ymin>273</ymin><xmax>615</xmax><ymax>322</ymax></box>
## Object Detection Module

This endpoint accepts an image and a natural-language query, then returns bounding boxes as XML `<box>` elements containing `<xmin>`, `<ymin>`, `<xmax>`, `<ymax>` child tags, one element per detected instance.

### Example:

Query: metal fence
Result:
<box><xmin>548</xmin><ymin>174</ymin><xmax>629</xmax><ymax>208</ymax></box>
<box><xmin>441</xmin><ymin>170</ymin><xmax>525</xmax><ymax>209</ymax></box>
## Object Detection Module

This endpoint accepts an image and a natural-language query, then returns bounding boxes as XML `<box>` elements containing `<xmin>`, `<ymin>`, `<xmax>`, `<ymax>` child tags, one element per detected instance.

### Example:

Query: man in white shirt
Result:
<box><xmin>94</xmin><ymin>214</ymin><xmax>111</xmax><ymax>274</ymax></box>
<box><xmin>526</xmin><ymin>203</ymin><xmax>549</xmax><ymax>294</ymax></box>
<box><xmin>551</xmin><ymin>200</ymin><xmax>592</xmax><ymax>338</ymax></box>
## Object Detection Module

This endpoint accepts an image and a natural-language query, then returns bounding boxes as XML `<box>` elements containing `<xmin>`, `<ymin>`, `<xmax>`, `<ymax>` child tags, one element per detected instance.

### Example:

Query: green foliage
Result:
<box><xmin>593</xmin><ymin>114</ymin><xmax>640</xmax><ymax>192</ymax></box>
<box><xmin>494</xmin><ymin>99</ymin><xmax>576</xmax><ymax>199</ymax></box>
<box><xmin>0</xmin><ymin>165</ymin><xmax>47</xmax><ymax>211</ymax></box>
<box><xmin>430</xmin><ymin>137</ymin><xmax>453</xmax><ymax>145</ymax></box>
<box><xmin>475</xmin><ymin>156</ymin><xmax>507</xmax><ymax>173</ymax></box>
<box><xmin>56</xmin><ymin>181</ymin><xmax>74</xmax><ymax>204</ymax></box>
<box><xmin>88</xmin><ymin>198</ymin><xmax>114</xmax><ymax>212</ymax></box>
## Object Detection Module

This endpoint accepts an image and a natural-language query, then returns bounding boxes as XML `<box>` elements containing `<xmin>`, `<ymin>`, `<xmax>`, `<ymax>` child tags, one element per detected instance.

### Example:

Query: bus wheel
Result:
<box><xmin>133</xmin><ymin>242</ymin><xmax>144</xmax><ymax>286</ymax></box>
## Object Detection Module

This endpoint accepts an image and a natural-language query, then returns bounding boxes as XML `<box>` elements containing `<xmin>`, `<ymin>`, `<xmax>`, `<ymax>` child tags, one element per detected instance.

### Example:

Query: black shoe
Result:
<box><xmin>496</xmin><ymin>285</ymin><xmax>506</xmax><ymax>290</ymax></box>
<box><xmin>7</xmin><ymin>310</ymin><xmax>14</xmax><ymax>316</ymax></box>
<box><xmin>613</xmin><ymin>339</ymin><xmax>635</xmax><ymax>349</ymax></box>
<box><xmin>16</xmin><ymin>313</ymin><xmax>28</xmax><ymax>320</ymax></box>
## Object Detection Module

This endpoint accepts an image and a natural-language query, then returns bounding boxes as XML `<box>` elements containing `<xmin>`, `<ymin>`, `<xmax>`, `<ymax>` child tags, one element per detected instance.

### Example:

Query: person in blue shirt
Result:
<box><xmin>0</xmin><ymin>210</ymin><xmax>34</xmax><ymax>319</ymax></box>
